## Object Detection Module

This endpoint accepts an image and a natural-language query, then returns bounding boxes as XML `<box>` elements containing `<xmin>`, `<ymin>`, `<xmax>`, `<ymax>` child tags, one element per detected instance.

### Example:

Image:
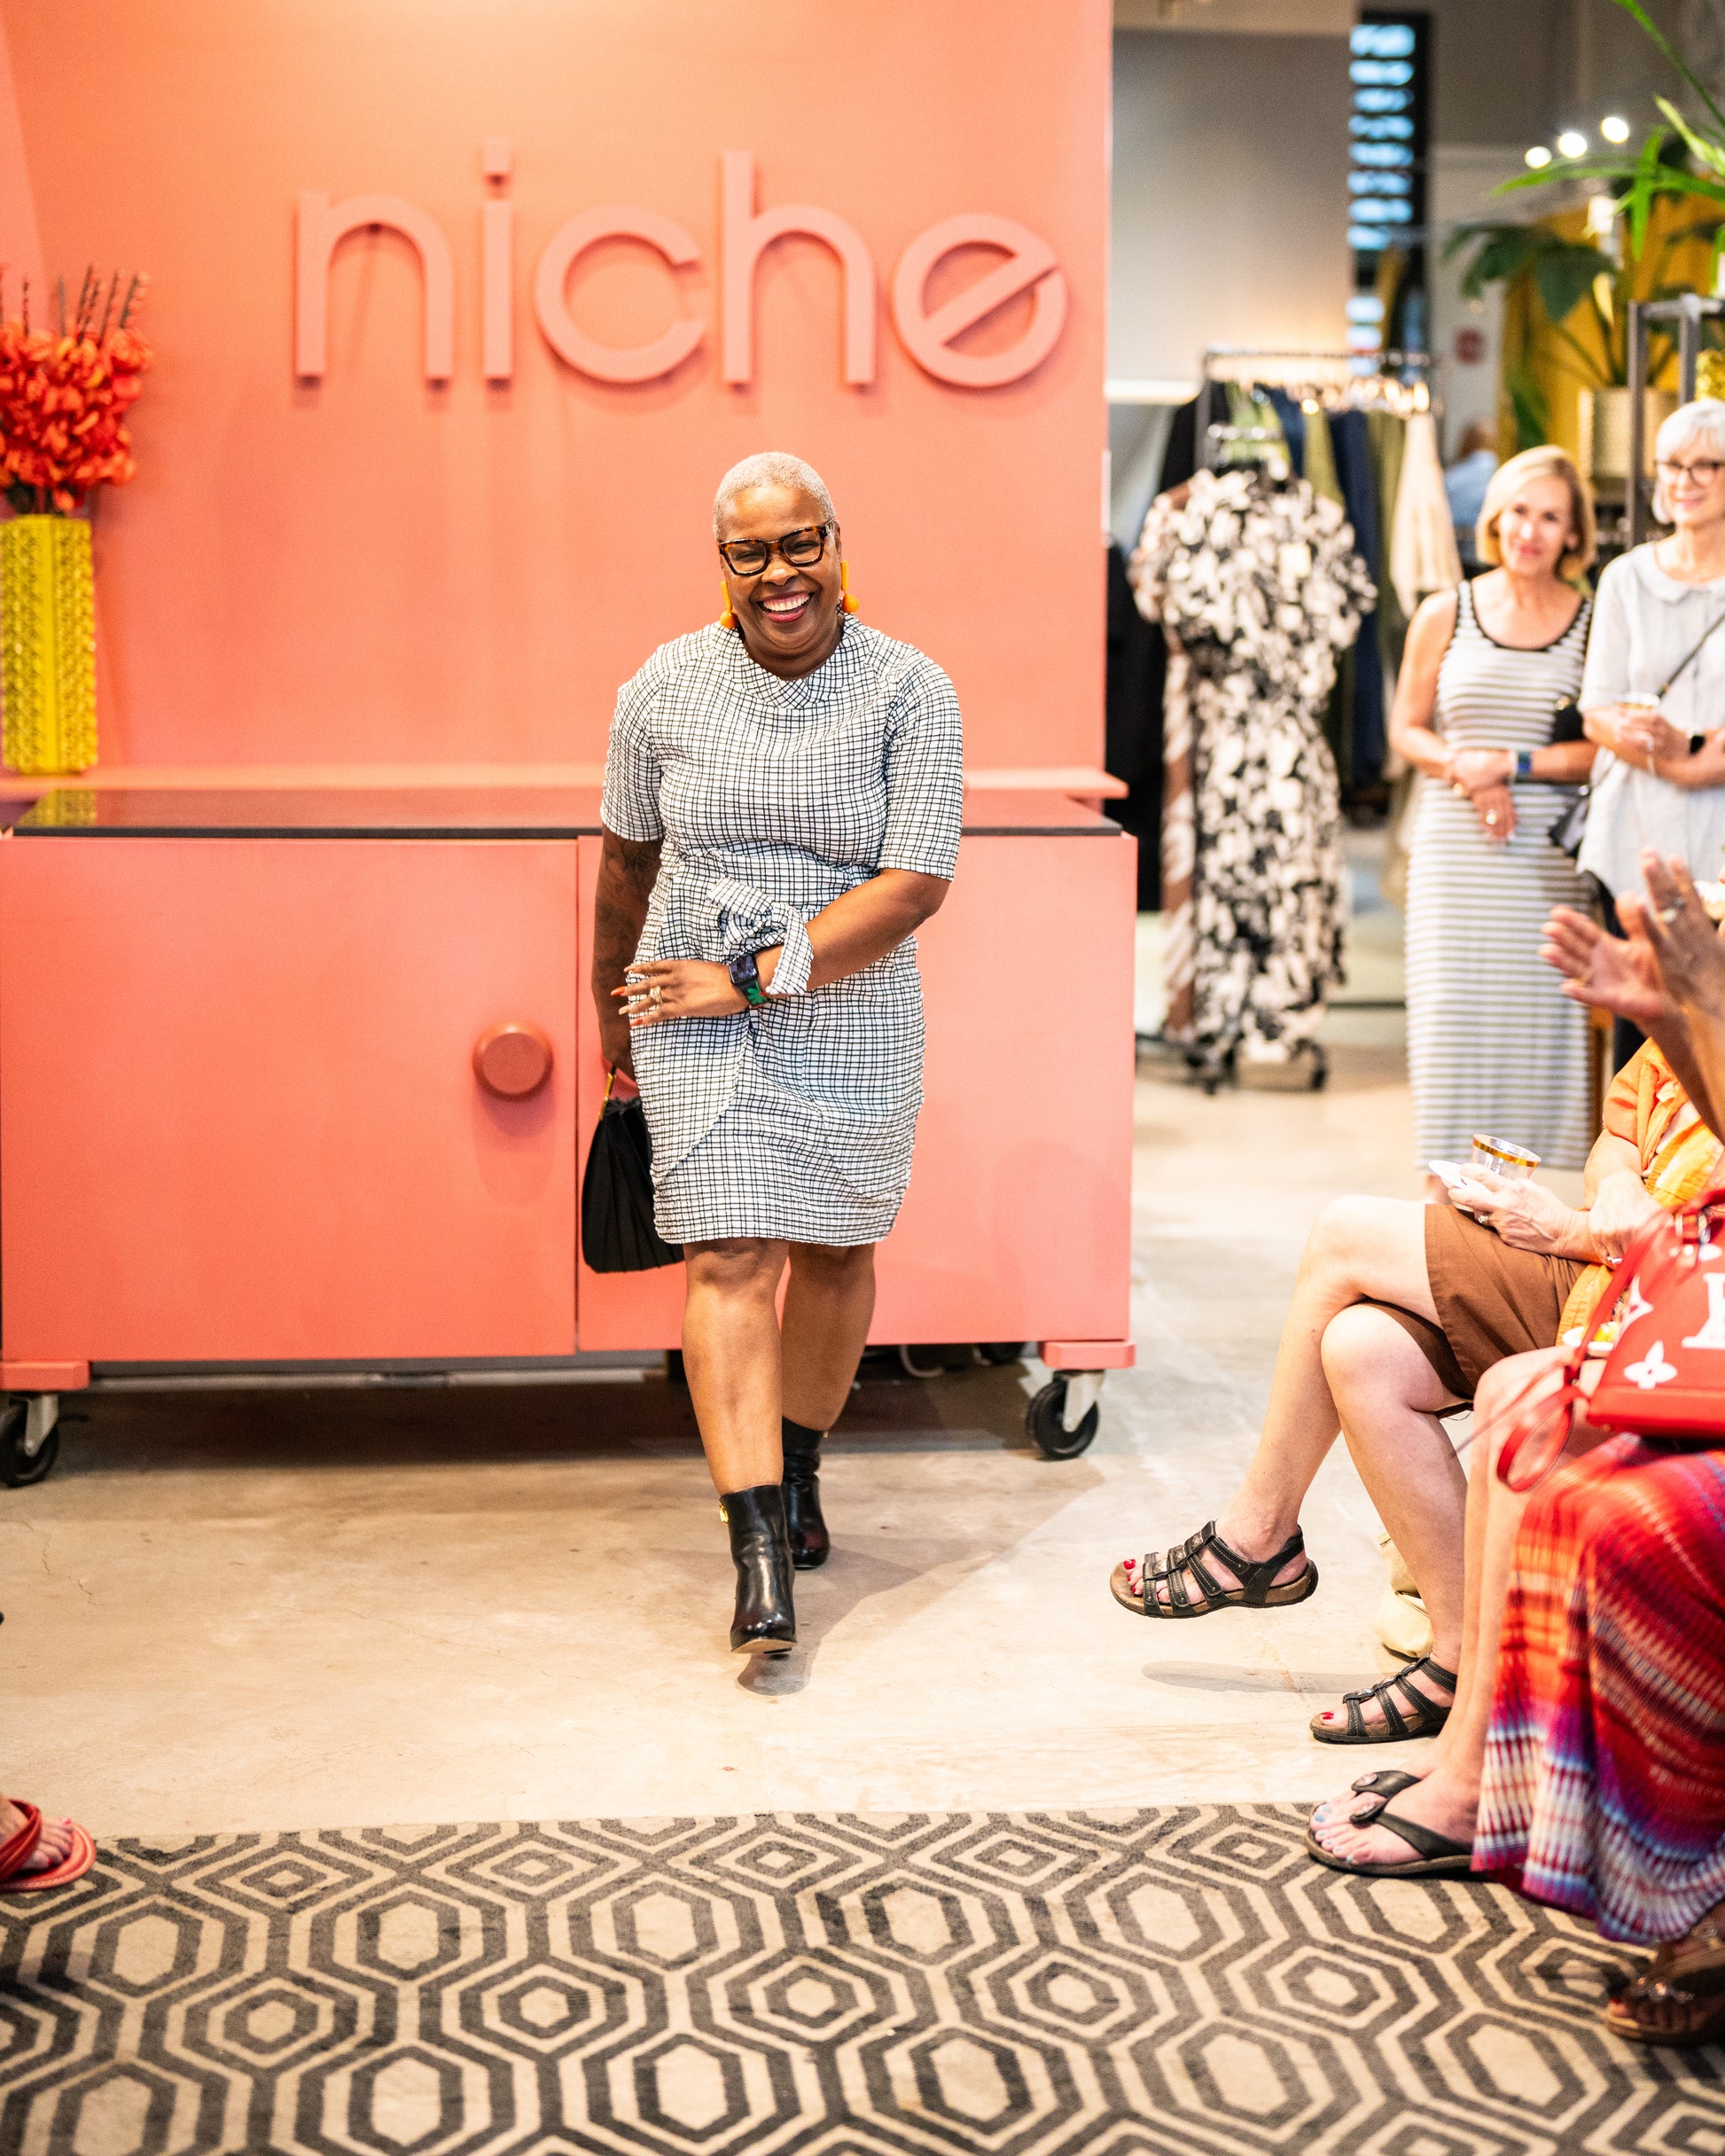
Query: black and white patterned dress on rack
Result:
<box><xmin>1131</xmin><ymin>465</ymin><xmax>1372</xmax><ymax>1066</ymax></box>
<box><xmin>602</xmin><ymin>618</ymin><xmax>964</xmax><ymax>1246</ymax></box>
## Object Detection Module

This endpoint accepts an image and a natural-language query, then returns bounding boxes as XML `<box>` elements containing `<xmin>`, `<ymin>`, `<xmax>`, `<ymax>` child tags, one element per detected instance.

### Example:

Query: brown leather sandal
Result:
<box><xmin>1605</xmin><ymin>1912</ymin><xmax>1725</xmax><ymax>2048</ymax></box>
<box><xmin>1110</xmin><ymin>1520</ymin><xmax>1317</xmax><ymax>1619</ymax></box>
<box><xmin>1309</xmin><ymin>1655</ymin><xmax>1457</xmax><ymax>1745</ymax></box>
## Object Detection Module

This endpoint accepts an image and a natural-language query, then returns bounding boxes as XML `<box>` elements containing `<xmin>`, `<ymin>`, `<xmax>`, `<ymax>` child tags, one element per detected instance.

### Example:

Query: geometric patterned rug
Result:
<box><xmin>2</xmin><ymin>1807</ymin><xmax>1719</xmax><ymax>2156</ymax></box>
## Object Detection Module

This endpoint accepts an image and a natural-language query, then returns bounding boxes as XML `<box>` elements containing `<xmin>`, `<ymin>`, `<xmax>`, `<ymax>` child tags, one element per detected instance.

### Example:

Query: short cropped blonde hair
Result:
<box><xmin>1477</xmin><ymin>444</ymin><xmax>1596</xmax><ymax>580</ymax></box>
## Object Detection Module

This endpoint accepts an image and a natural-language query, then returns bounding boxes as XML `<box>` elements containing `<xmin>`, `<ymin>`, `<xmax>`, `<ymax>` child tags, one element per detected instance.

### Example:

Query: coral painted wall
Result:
<box><xmin>0</xmin><ymin>0</ymin><xmax>1109</xmax><ymax>770</ymax></box>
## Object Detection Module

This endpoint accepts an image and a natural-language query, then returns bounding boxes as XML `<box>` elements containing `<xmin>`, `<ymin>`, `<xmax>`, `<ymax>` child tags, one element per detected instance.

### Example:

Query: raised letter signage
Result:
<box><xmin>295</xmin><ymin>191</ymin><xmax>457</xmax><ymax>382</ymax></box>
<box><xmin>533</xmin><ymin>208</ymin><xmax>705</xmax><ymax>384</ymax></box>
<box><xmin>721</xmin><ymin>151</ymin><xmax>875</xmax><ymax>387</ymax></box>
<box><xmin>892</xmin><ymin>214</ymin><xmax>1067</xmax><ymax>389</ymax></box>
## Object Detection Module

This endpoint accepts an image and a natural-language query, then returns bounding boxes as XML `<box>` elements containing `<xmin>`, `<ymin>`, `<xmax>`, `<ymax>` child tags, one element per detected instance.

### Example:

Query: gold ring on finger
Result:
<box><xmin>651</xmin><ymin>985</ymin><xmax>662</xmax><ymax>1006</ymax></box>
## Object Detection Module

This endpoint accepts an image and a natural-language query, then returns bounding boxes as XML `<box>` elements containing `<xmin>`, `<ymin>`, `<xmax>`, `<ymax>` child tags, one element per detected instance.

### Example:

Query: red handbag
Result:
<box><xmin>1497</xmin><ymin>1185</ymin><xmax>1725</xmax><ymax>1492</ymax></box>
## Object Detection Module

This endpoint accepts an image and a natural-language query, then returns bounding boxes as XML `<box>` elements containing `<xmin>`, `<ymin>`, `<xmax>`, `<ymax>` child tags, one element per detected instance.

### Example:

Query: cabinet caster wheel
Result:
<box><xmin>1026</xmin><ymin>1374</ymin><xmax>1100</xmax><ymax>1459</ymax></box>
<box><xmin>897</xmin><ymin>1343</ymin><xmax>946</xmax><ymax>1379</ymax></box>
<box><xmin>0</xmin><ymin>1395</ymin><xmax>59</xmax><ymax>1488</ymax></box>
<box><xmin>979</xmin><ymin>1341</ymin><xmax>1028</xmax><ymax>1366</ymax></box>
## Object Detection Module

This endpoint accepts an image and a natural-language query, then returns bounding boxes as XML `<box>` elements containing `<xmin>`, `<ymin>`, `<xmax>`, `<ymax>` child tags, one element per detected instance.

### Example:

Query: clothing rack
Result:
<box><xmin>1198</xmin><ymin>345</ymin><xmax>1438</xmax><ymax>471</ymax></box>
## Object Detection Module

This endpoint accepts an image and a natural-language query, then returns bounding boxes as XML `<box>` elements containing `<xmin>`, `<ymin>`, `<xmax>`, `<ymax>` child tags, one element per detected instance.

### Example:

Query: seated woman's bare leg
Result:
<box><xmin>1313</xmin><ymin>1346</ymin><xmax>1604</xmax><ymax>1863</ymax></box>
<box><xmin>1122</xmin><ymin>1195</ymin><xmax>1438</xmax><ymax>1610</ymax></box>
<box><xmin>1305</xmin><ymin>1304</ymin><xmax>1466</xmax><ymax>1738</ymax></box>
<box><xmin>0</xmin><ymin>1798</ymin><xmax>73</xmax><ymax>1873</ymax></box>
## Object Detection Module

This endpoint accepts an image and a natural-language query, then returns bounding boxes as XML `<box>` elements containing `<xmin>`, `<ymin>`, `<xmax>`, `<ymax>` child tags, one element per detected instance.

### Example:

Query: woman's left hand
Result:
<box><xmin>1456</xmin><ymin>1168</ymin><xmax>1587</xmax><ymax>1254</ymax></box>
<box><xmin>1471</xmin><ymin>783</ymin><xmax>1516</xmax><ymax>841</ymax></box>
<box><xmin>617</xmin><ymin>960</ymin><xmax>746</xmax><ymax>1027</ymax></box>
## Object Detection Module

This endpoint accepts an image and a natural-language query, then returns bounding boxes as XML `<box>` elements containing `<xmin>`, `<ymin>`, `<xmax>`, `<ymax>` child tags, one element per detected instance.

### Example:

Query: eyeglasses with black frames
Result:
<box><xmin>1657</xmin><ymin>458</ymin><xmax>1725</xmax><ymax>486</ymax></box>
<box><xmin>716</xmin><ymin>524</ymin><xmax>832</xmax><ymax>577</ymax></box>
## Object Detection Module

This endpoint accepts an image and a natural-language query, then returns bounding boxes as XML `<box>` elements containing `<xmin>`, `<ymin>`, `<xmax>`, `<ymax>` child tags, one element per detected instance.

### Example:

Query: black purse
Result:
<box><xmin>581</xmin><ymin>1074</ymin><xmax>683</xmax><ymax>1273</ymax></box>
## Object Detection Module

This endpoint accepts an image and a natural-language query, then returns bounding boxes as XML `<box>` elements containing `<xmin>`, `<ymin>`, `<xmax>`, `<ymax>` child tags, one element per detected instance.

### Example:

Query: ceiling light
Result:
<box><xmin>1526</xmin><ymin>145</ymin><xmax>1554</xmax><ymax>168</ymax></box>
<box><xmin>1601</xmin><ymin>113</ymin><xmax>1632</xmax><ymax>144</ymax></box>
<box><xmin>1557</xmin><ymin>129</ymin><xmax>1588</xmax><ymax>157</ymax></box>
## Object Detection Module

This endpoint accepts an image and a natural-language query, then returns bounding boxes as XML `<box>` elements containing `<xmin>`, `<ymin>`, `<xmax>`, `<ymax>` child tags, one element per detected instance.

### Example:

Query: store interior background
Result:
<box><xmin>4</xmin><ymin>0</ymin><xmax>1678</xmax><ymax>1831</ymax></box>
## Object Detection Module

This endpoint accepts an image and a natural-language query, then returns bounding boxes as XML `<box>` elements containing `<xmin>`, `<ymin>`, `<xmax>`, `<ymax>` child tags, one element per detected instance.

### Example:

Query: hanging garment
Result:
<box><xmin>1304</xmin><ymin>406</ymin><xmax>1355</xmax><ymax>786</ymax></box>
<box><xmin>1303</xmin><ymin>406</ymin><xmax>1344</xmax><ymax>506</ymax></box>
<box><xmin>1159</xmin><ymin>397</ymin><xmax>1200</xmax><ymax>495</ymax></box>
<box><xmin>1105</xmin><ymin>537</ymin><xmax>1162</xmax><ymax>861</ymax></box>
<box><xmin>1130</xmin><ymin>466</ymin><xmax>1374</xmax><ymax>1065</ymax></box>
<box><xmin>1390</xmin><ymin>410</ymin><xmax>1463</xmax><ymax>617</ymax></box>
<box><xmin>1404</xmin><ymin>579</ymin><xmax>1595</xmax><ymax>1172</ymax></box>
<box><xmin>1368</xmin><ymin>408</ymin><xmax>1409</xmax><ymax>679</ymax></box>
<box><xmin>1261</xmin><ymin>386</ymin><xmax>1307</xmax><ymax>479</ymax></box>
<box><xmin>1331</xmin><ymin>408</ymin><xmax>1386</xmax><ymax>789</ymax></box>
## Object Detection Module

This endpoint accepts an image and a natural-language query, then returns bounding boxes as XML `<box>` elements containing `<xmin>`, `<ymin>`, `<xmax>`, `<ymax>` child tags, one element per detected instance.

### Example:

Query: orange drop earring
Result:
<box><xmin>840</xmin><ymin>559</ymin><xmax>861</xmax><ymax>615</ymax></box>
<box><xmin>718</xmin><ymin>579</ymin><xmax>736</xmax><ymax>630</ymax></box>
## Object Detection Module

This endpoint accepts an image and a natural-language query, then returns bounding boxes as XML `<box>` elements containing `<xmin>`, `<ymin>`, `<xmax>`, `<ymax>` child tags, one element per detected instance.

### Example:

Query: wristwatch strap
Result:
<box><xmin>1514</xmin><ymin>748</ymin><xmax>1534</xmax><ymax>782</ymax></box>
<box><xmin>728</xmin><ymin>950</ymin><xmax>768</xmax><ymax>1007</ymax></box>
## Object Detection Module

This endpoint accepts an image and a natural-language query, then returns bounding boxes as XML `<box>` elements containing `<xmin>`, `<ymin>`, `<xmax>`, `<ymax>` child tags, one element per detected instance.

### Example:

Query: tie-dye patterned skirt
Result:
<box><xmin>1475</xmin><ymin>1436</ymin><xmax>1725</xmax><ymax>1945</ymax></box>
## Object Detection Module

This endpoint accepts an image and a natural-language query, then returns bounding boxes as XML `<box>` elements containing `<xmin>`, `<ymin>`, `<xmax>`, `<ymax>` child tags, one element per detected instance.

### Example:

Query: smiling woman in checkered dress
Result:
<box><xmin>591</xmin><ymin>452</ymin><xmax>963</xmax><ymax>1661</ymax></box>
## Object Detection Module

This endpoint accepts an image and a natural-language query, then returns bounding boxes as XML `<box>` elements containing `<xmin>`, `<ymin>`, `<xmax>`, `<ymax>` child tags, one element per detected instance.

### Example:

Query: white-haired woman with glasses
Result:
<box><xmin>1581</xmin><ymin>397</ymin><xmax>1725</xmax><ymax>1063</ymax></box>
<box><xmin>590</xmin><ymin>451</ymin><xmax>963</xmax><ymax>1660</ymax></box>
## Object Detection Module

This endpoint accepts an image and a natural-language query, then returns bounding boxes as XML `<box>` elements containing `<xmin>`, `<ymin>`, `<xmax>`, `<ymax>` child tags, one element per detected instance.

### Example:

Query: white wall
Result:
<box><xmin>1429</xmin><ymin>145</ymin><xmax>1526</xmax><ymax>457</ymax></box>
<box><xmin>1109</xmin><ymin>28</ymin><xmax>1351</xmax><ymax>387</ymax></box>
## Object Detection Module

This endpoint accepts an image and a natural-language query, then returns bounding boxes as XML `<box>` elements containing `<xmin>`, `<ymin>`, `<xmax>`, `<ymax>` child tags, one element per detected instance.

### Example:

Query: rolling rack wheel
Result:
<box><xmin>978</xmin><ymin>1341</ymin><xmax>1029</xmax><ymax>1366</ymax></box>
<box><xmin>0</xmin><ymin>1394</ymin><xmax>59</xmax><ymax>1488</ymax></box>
<box><xmin>1026</xmin><ymin>1371</ymin><xmax>1103</xmax><ymax>1459</ymax></box>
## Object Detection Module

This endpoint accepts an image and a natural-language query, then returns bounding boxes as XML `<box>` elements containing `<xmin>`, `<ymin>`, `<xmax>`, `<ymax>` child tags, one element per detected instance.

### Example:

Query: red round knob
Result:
<box><xmin>473</xmin><ymin>1022</ymin><xmax>553</xmax><ymax>1098</ymax></box>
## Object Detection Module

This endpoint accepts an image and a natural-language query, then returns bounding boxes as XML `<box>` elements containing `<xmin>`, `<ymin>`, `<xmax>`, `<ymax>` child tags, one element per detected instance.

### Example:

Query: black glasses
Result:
<box><xmin>1657</xmin><ymin>458</ymin><xmax>1725</xmax><ymax>485</ymax></box>
<box><xmin>717</xmin><ymin>524</ymin><xmax>831</xmax><ymax>576</ymax></box>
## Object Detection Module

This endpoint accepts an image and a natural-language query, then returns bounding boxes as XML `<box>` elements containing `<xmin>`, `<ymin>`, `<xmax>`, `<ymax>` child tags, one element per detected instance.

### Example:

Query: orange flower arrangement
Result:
<box><xmin>0</xmin><ymin>269</ymin><xmax>150</xmax><ymax>515</ymax></box>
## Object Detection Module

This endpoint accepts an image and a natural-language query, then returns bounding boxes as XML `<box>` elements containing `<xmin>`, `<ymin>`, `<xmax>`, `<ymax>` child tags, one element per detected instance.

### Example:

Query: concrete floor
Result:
<box><xmin>4</xmin><ymin>883</ymin><xmax>1455</xmax><ymax>1840</ymax></box>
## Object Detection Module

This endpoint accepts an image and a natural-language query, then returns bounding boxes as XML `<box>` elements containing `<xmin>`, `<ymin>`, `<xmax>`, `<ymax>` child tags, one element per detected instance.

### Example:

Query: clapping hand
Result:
<box><xmin>1541</xmin><ymin>905</ymin><xmax>1669</xmax><ymax>1028</ymax></box>
<box><xmin>1633</xmin><ymin>852</ymin><xmax>1725</xmax><ymax>1014</ymax></box>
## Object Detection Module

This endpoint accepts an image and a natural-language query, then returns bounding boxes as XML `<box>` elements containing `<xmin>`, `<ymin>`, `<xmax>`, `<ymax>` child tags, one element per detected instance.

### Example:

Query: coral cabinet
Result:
<box><xmin>0</xmin><ymin>787</ymin><xmax>1134</xmax><ymax>1480</ymax></box>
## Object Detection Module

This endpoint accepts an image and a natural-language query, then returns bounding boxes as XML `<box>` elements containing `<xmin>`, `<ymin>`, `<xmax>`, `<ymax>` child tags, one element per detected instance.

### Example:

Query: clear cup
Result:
<box><xmin>1471</xmin><ymin>1133</ymin><xmax>1540</xmax><ymax>1182</ymax></box>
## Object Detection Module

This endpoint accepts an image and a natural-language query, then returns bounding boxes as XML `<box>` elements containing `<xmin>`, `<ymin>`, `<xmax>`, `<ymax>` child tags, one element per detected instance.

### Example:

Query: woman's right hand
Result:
<box><xmin>1541</xmin><ymin>904</ymin><xmax>1671</xmax><ymax>1027</ymax></box>
<box><xmin>1584</xmin><ymin>703</ymin><xmax>1686</xmax><ymax>770</ymax></box>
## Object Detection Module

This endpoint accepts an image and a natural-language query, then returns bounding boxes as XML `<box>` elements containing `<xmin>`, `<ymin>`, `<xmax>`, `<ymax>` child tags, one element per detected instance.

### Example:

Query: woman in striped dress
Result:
<box><xmin>1393</xmin><ymin>447</ymin><xmax>1596</xmax><ymax>1187</ymax></box>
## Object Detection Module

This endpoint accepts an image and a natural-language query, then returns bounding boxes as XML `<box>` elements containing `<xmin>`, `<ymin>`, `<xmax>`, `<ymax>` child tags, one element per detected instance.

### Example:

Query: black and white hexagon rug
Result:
<box><xmin>2</xmin><ymin>1806</ymin><xmax>1717</xmax><ymax>2155</ymax></box>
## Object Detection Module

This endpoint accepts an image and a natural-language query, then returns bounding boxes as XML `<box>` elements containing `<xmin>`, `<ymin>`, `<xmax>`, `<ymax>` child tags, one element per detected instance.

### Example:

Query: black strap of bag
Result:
<box><xmin>1655</xmin><ymin>605</ymin><xmax>1725</xmax><ymax>699</ymax></box>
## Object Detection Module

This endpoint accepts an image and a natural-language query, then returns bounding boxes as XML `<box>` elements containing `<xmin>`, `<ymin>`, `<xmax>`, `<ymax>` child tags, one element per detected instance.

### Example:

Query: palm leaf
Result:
<box><xmin>1610</xmin><ymin>0</ymin><xmax>1725</xmax><ymax>138</ymax></box>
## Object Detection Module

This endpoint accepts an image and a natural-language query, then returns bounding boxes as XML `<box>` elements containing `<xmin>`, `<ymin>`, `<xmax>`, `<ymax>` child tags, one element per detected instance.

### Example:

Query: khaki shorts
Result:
<box><xmin>1369</xmin><ymin>1203</ymin><xmax>1586</xmax><ymax>1402</ymax></box>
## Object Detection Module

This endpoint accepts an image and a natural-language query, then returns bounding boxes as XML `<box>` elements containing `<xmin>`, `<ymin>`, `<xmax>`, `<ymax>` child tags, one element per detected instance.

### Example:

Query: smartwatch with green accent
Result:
<box><xmin>728</xmin><ymin>950</ymin><xmax>769</xmax><ymax>1006</ymax></box>
<box><xmin>1514</xmin><ymin>748</ymin><xmax>1534</xmax><ymax>782</ymax></box>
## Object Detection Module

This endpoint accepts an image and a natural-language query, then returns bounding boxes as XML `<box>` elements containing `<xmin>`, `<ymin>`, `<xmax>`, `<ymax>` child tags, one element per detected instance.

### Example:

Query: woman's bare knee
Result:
<box><xmin>685</xmin><ymin>1238</ymin><xmax>785</xmax><ymax>1302</ymax></box>
<box><xmin>788</xmin><ymin>1241</ymin><xmax>875</xmax><ymax>1286</ymax></box>
<box><xmin>1474</xmin><ymin>1345</ymin><xmax>1568</xmax><ymax>1474</ymax></box>
<box><xmin>1321</xmin><ymin>1303</ymin><xmax>1452</xmax><ymax>1411</ymax></box>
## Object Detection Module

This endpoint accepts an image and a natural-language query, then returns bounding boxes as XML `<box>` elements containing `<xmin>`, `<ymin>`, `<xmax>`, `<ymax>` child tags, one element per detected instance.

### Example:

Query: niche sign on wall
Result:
<box><xmin>294</xmin><ymin>145</ymin><xmax>1068</xmax><ymax>392</ymax></box>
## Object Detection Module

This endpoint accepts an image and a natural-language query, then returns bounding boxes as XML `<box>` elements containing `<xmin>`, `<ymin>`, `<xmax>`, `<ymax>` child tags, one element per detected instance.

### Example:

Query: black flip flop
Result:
<box><xmin>1305</xmin><ymin>1805</ymin><xmax>1474</xmax><ymax>1879</ymax></box>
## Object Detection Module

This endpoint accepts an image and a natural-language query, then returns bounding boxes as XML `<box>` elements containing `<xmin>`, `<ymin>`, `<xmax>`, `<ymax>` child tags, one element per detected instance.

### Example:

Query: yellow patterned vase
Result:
<box><xmin>1</xmin><ymin>515</ymin><xmax>98</xmax><ymax>774</ymax></box>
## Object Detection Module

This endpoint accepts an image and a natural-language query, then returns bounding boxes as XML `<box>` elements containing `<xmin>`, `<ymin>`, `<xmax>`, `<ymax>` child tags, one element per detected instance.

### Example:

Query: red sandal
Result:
<box><xmin>0</xmin><ymin>1801</ymin><xmax>98</xmax><ymax>1894</ymax></box>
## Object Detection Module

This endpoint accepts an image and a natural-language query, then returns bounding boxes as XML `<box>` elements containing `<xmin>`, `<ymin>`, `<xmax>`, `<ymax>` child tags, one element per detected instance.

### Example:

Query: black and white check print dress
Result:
<box><xmin>602</xmin><ymin>619</ymin><xmax>964</xmax><ymax>1245</ymax></box>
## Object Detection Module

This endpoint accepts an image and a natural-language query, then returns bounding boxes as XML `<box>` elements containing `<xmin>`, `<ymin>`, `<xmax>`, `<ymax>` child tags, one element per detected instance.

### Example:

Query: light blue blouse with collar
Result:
<box><xmin>1578</xmin><ymin>543</ymin><xmax>1725</xmax><ymax>897</ymax></box>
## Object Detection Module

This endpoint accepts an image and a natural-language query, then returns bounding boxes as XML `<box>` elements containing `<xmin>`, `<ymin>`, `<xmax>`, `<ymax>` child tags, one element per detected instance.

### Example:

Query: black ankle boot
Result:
<box><xmin>781</xmin><ymin>1418</ymin><xmax>831</xmax><ymax>1571</ymax></box>
<box><xmin>722</xmin><ymin>1485</ymin><xmax>797</xmax><ymax>1655</ymax></box>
